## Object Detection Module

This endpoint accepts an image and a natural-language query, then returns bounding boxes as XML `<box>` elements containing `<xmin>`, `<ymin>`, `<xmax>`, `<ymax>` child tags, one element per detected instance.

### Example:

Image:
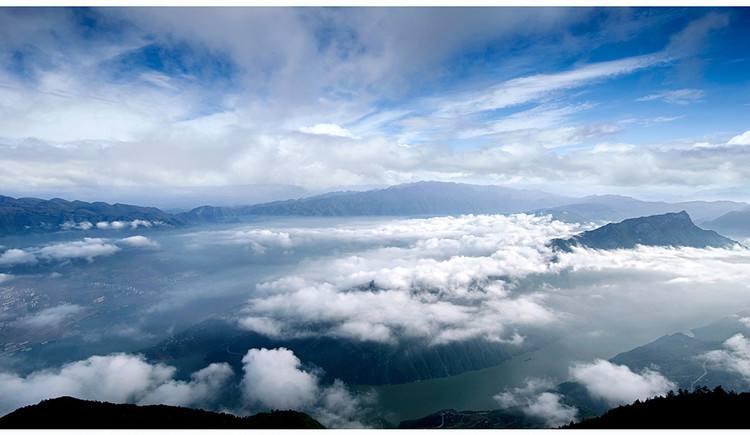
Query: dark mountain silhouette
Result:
<box><xmin>564</xmin><ymin>386</ymin><xmax>750</xmax><ymax>429</ymax></box>
<box><xmin>703</xmin><ymin>207</ymin><xmax>750</xmax><ymax>237</ymax></box>
<box><xmin>0</xmin><ymin>195</ymin><xmax>181</xmax><ymax>235</ymax></box>
<box><xmin>398</xmin><ymin>408</ymin><xmax>537</xmax><ymax>429</ymax></box>
<box><xmin>0</xmin><ymin>396</ymin><xmax>323</xmax><ymax>429</ymax></box>
<box><xmin>552</xmin><ymin>211</ymin><xmax>739</xmax><ymax>251</ymax></box>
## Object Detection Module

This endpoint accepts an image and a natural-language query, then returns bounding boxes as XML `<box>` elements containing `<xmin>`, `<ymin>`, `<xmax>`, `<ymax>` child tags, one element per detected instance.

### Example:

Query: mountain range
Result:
<box><xmin>1</xmin><ymin>181</ymin><xmax>747</xmax><ymax>236</ymax></box>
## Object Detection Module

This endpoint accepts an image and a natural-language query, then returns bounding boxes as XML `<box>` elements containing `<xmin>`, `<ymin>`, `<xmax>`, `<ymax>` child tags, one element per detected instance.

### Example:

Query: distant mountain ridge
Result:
<box><xmin>0</xmin><ymin>396</ymin><xmax>323</xmax><ymax>429</ymax></box>
<box><xmin>703</xmin><ymin>207</ymin><xmax>750</xmax><ymax>237</ymax></box>
<box><xmin>552</xmin><ymin>211</ymin><xmax>739</xmax><ymax>251</ymax></box>
<box><xmin>535</xmin><ymin>195</ymin><xmax>747</xmax><ymax>224</ymax></box>
<box><xmin>177</xmin><ymin>182</ymin><xmax>747</xmax><ymax>224</ymax></box>
<box><xmin>176</xmin><ymin>181</ymin><xmax>574</xmax><ymax>221</ymax></box>
<box><xmin>1</xmin><ymin>182</ymin><xmax>748</xmax><ymax>235</ymax></box>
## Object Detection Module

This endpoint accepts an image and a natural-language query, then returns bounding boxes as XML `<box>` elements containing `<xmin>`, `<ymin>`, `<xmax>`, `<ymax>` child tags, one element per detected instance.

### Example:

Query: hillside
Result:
<box><xmin>552</xmin><ymin>211</ymin><xmax>739</xmax><ymax>251</ymax></box>
<box><xmin>0</xmin><ymin>195</ymin><xmax>181</xmax><ymax>235</ymax></box>
<box><xmin>564</xmin><ymin>387</ymin><xmax>750</xmax><ymax>429</ymax></box>
<box><xmin>0</xmin><ymin>396</ymin><xmax>323</xmax><ymax>429</ymax></box>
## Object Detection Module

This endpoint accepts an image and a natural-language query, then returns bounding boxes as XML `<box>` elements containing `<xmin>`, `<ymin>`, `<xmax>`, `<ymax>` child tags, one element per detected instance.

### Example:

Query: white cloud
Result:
<box><xmin>241</xmin><ymin>347</ymin><xmax>319</xmax><ymax>410</ymax></box>
<box><xmin>61</xmin><ymin>221</ymin><xmax>94</xmax><ymax>230</ymax></box>
<box><xmin>728</xmin><ymin>130</ymin><xmax>750</xmax><ymax>146</ymax></box>
<box><xmin>0</xmin><ymin>11</ymin><xmax>738</xmax><ymax>198</ymax></box>
<box><xmin>299</xmin><ymin>123</ymin><xmax>355</xmax><ymax>138</ymax></box>
<box><xmin>36</xmin><ymin>238</ymin><xmax>121</xmax><ymax>262</ymax></box>
<box><xmin>118</xmin><ymin>235</ymin><xmax>159</xmax><ymax>249</ymax></box>
<box><xmin>441</xmin><ymin>54</ymin><xmax>664</xmax><ymax>116</ymax></box>
<box><xmin>240</xmin><ymin>347</ymin><xmax>372</xmax><ymax>428</ymax></box>
<box><xmin>18</xmin><ymin>303</ymin><xmax>85</xmax><ymax>328</ymax></box>
<box><xmin>0</xmin><ymin>248</ymin><xmax>37</xmax><ymax>266</ymax></box>
<box><xmin>701</xmin><ymin>334</ymin><xmax>750</xmax><ymax>383</ymax></box>
<box><xmin>0</xmin><ymin>354</ymin><xmax>233</xmax><ymax>416</ymax></box>
<box><xmin>0</xmin><ymin>236</ymin><xmax>160</xmax><ymax>267</ymax></box>
<box><xmin>494</xmin><ymin>378</ymin><xmax>578</xmax><ymax>427</ymax></box>
<box><xmin>139</xmin><ymin>363</ymin><xmax>234</xmax><ymax>407</ymax></box>
<box><xmin>0</xmin><ymin>273</ymin><xmax>12</xmax><ymax>284</ymax></box>
<box><xmin>637</xmin><ymin>88</ymin><xmax>704</xmax><ymax>105</ymax></box>
<box><xmin>570</xmin><ymin>359</ymin><xmax>675</xmax><ymax>405</ymax></box>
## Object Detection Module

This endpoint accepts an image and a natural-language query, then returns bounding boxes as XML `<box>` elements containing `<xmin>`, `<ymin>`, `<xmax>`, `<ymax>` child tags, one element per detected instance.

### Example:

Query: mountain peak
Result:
<box><xmin>552</xmin><ymin>211</ymin><xmax>739</xmax><ymax>251</ymax></box>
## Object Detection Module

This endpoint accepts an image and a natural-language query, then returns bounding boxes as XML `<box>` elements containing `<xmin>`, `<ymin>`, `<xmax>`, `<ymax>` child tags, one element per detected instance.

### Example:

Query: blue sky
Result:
<box><xmin>0</xmin><ymin>7</ymin><xmax>749</xmax><ymax>202</ymax></box>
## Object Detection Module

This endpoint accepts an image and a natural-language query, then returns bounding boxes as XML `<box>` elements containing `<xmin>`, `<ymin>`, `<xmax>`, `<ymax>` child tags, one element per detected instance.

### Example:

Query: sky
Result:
<box><xmin>1</xmin><ymin>7</ymin><xmax>750</xmax><ymax>202</ymax></box>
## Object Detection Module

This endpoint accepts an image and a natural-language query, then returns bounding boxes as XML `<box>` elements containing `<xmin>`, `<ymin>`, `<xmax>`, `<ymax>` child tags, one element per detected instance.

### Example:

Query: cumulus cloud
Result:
<box><xmin>118</xmin><ymin>235</ymin><xmax>160</xmax><ymax>249</ymax></box>
<box><xmin>494</xmin><ymin>378</ymin><xmax>578</xmax><ymax>427</ymax></box>
<box><xmin>241</xmin><ymin>347</ymin><xmax>372</xmax><ymax>428</ymax></box>
<box><xmin>0</xmin><ymin>354</ymin><xmax>233</xmax><ymax>416</ymax></box>
<box><xmin>36</xmin><ymin>238</ymin><xmax>120</xmax><ymax>262</ymax></box>
<box><xmin>18</xmin><ymin>303</ymin><xmax>85</xmax><ymax>328</ymax></box>
<box><xmin>61</xmin><ymin>221</ymin><xmax>94</xmax><ymax>231</ymax></box>
<box><xmin>80</xmin><ymin>220</ymin><xmax>155</xmax><ymax>231</ymax></box>
<box><xmin>0</xmin><ymin>248</ymin><xmax>37</xmax><ymax>266</ymax></box>
<box><xmin>728</xmin><ymin>130</ymin><xmax>750</xmax><ymax>146</ymax></box>
<box><xmin>235</xmin><ymin>214</ymin><xmax>578</xmax><ymax>345</ymax></box>
<box><xmin>570</xmin><ymin>359</ymin><xmax>675</xmax><ymax>405</ymax></box>
<box><xmin>701</xmin><ymin>334</ymin><xmax>750</xmax><ymax>383</ymax></box>
<box><xmin>241</xmin><ymin>347</ymin><xmax>319</xmax><ymax>410</ymax></box>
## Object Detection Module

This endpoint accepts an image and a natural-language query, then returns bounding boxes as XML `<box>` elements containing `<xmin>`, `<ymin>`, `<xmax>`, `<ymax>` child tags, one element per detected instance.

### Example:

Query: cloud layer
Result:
<box><xmin>0</xmin><ymin>235</ymin><xmax>158</xmax><ymax>266</ymax></box>
<box><xmin>235</xmin><ymin>214</ymin><xmax>579</xmax><ymax>345</ymax></box>
<box><xmin>227</xmin><ymin>213</ymin><xmax>750</xmax><ymax>349</ymax></box>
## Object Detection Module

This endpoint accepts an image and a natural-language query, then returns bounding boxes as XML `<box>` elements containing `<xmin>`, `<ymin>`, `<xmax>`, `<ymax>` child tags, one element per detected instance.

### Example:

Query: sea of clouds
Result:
<box><xmin>3</xmin><ymin>213</ymin><xmax>750</xmax><ymax>426</ymax></box>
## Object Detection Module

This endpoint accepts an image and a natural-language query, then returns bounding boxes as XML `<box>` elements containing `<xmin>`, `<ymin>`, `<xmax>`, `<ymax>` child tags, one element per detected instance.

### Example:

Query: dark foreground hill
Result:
<box><xmin>398</xmin><ymin>408</ymin><xmax>537</xmax><ymax>429</ymax></box>
<box><xmin>565</xmin><ymin>387</ymin><xmax>750</xmax><ymax>429</ymax></box>
<box><xmin>552</xmin><ymin>211</ymin><xmax>739</xmax><ymax>251</ymax></box>
<box><xmin>0</xmin><ymin>396</ymin><xmax>324</xmax><ymax>429</ymax></box>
